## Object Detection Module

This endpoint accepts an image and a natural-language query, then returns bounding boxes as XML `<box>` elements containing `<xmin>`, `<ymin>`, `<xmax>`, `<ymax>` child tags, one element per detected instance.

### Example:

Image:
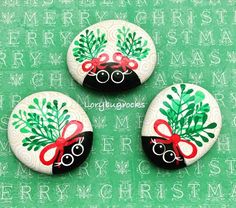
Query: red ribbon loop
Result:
<box><xmin>152</xmin><ymin>119</ymin><xmax>197</xmax><ymax>164</ymax></box>
<box><xmin>111</xmin><ymin>52</ymin><xmax>138</xmax><ymax>71</ymax></box>
<box><xmin>82</xmin><ymin>53</ymin><xmax>109</xmax><ymax>73</ymax></box>
<box><xmin>39</xmin><ymin>120</ymin><xmax>84</xmax><ymax>166</ymax></box>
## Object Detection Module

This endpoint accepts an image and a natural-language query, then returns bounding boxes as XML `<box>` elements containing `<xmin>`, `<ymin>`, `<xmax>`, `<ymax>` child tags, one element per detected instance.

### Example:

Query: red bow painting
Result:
<box><xmin>111</xmin><ymin>52</ymin><xmax>138</xmax><ymax>71</ymax></box>
<box><xmin>152</xmin><ymin>119</ymin><xmax>197</xmax><ymax>165</ymax></box>
<box><xmin>81</xmin><ymin>52</ymin><xmax>139</xmax><ymax>74</ymax></box>
<box><xmin>82</xmin><ymin>53</ymin><xmax>109</xmax><ymax>73</ymax></box>
<box><xmin>39</xmin><ymin>120</ymin><xmax>84</xmax><ymax>166</ymax></box>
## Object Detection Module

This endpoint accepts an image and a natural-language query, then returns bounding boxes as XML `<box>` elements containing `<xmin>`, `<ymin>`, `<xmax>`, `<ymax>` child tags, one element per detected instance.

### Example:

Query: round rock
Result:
<box><xmin>142</xmin><ymin>83</ymin><xmax>222</xmax><ymax>170</ymax></box>
<box><xmin>67</xmin><ymin>20</ymin><xmax>157</xmax><ymax>92</ymax></box>
<box><xmin>8</xmin><ymin>91</ymin><xmax>93</xmax><ymax>175</ymax></box>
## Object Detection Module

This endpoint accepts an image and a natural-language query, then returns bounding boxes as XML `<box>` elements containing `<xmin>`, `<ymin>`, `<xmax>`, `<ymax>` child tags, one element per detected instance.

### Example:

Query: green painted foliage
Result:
<box><xmin>12</xmin><ymin>98</ymin><xmax>71</xmax><ymax>151</ymax></box>
<box><xmin>159</xmin><ymin>84</ymin><xmax>217</xmax><ymax>147</ymax></box>
<box><xmin>116</xmin><ymin>26</ymin><xmax>150</xmax><ymax>61</ymax></box>
<box><xmin>73</xmin><ymin>29</ymin><xmax>107</xmax><ymax>62</ymax></box>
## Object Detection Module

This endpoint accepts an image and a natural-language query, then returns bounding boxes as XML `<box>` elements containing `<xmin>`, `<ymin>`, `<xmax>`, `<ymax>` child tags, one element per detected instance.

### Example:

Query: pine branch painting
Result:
<box><xmin>12</xmin><ymin>98</ymin><xmax>71</xmax><ymax>151</ymax></box>
<box><xmin>159</xmin><ymin>84</ymin><xmax>217</xmax><ymax>147</ymax></box>
<box><xmin>73</xmin><ymin>29</ymin><xmax>107</xmax><ymax>62</ymax></box>
<box><xmin>116</xmin><ymin>26</ymin><xmax>150</xmax><ymax>61</ymax></box>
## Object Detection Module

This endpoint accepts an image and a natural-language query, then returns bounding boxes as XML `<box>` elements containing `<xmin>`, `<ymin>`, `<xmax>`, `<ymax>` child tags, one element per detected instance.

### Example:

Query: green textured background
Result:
<box><xmin>0</xmin><ymin>0</ymin><xmax>235</xmax><ymax>207</ymax></box>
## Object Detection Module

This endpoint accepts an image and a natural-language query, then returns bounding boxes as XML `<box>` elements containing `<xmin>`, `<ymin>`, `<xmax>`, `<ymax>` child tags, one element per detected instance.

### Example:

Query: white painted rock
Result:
<box><xmin>67</xmin><ymin>20</ymin><xmax>157</xmax><ymax>92</ymax></box>
<box><xmin>8</xmin><ymin>91</ymin><xmax>93</xmax><ymax>175</ymax></box>
<box><xmin>142</xmin><ymin>83</ymin><xmax>222</xmax><ymax>169</ymax></box>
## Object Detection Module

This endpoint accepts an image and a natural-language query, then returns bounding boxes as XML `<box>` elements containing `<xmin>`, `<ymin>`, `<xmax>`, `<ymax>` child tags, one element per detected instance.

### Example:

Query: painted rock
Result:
<box><xmin>67</xmin><ymin>20</ymin><xmax>157</xmax><ymax>92</ymax></box>
<box><xmin>8</xmin><ymin>91</ymin><xmax>93</xmax><ymax>175</ymax></box>
<box><xmin>142</xmin><ymin>83</ymin><xmax>222</xmax><ymax>170</ymax></box>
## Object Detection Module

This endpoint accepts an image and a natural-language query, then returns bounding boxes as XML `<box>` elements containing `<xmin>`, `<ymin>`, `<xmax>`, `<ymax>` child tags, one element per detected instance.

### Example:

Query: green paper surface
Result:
<box><xmin>0</xmin><ymin>0</ymin><xmax>235</xmax><ymax>207</ymax></box>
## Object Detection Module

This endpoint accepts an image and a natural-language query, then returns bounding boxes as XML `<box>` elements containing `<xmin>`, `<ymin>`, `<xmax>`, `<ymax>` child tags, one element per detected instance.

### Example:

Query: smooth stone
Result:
<box><xmin>67</xmin><ymin>20</ymin><xmax>157</xmax><ymax>92</ymax></box>
<box><xmin>141</xmin><ymin>83</ymin><xmax>222</xmax><ymax>170</ymax></box>
<box><xmin>8</xmin><ymin>91</ymin><xmax>93</xmax><ymax>175</ymax></box>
